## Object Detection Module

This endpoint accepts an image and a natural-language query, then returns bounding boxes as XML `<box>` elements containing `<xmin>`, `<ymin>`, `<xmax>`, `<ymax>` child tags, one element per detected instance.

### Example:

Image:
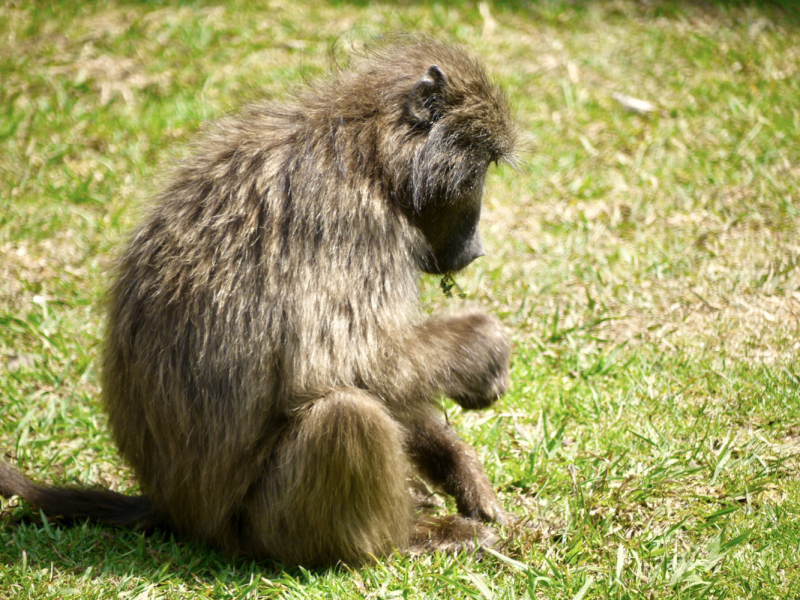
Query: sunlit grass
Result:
<box><xmin>2</xmin><ymin>1</ymin><xmax>799</xmax><ymax>598</ymax></box>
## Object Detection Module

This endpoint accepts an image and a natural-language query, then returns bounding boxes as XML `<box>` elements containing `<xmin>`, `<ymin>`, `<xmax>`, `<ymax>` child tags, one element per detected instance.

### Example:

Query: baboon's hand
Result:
<box><xmin>444</xmin><ymin>313</ymin><xmax>510</xmax><ymax>410</ymax></box>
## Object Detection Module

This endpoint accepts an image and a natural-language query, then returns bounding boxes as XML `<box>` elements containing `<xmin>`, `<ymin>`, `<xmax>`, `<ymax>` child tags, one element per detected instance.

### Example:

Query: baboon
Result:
<box><xmin>0</xmin><ymin>35</ymin><xmax>517</xmax><ymax>567</ymax></box>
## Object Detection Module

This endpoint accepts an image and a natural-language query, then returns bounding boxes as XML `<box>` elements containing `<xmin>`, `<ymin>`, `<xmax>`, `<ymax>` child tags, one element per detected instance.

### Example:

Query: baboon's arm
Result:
<box><xmin>406</xmin><ymin>413</ymin><xmax>507</xmax><ymax>525</ymax></box>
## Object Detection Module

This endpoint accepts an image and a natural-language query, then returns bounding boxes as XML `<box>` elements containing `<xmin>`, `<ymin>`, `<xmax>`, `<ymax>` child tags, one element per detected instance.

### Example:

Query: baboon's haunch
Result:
<box><xmin>0</xmin><ymin>36</ymin><xmax>517</xmax><ymax>566</ymax></box>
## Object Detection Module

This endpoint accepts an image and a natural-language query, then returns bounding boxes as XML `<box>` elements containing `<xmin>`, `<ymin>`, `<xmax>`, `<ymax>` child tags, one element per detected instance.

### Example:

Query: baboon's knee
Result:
<box><xmin>248</xmin><ymin>389</ymin><xmax>414</xmax><ymax>565</ymax></box>
<box><xmin>300</xmin><ymin>389</ymin><xmax>407</xmax><ymax>478</ymax></box>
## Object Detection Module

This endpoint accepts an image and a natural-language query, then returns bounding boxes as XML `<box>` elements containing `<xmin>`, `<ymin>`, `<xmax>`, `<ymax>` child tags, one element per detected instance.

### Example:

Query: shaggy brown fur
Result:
<box><xmin>0</xmin><ymin>35</ymin><xmax>517</xmax><ymax>567</ymax></box>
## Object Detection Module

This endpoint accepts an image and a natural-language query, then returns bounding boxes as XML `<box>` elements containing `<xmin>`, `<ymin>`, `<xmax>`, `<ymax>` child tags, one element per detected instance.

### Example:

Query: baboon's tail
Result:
<box><xmin>0</xmin><ymin>459</ymin><xmax>162</xmax><ymax>531</ymax></box>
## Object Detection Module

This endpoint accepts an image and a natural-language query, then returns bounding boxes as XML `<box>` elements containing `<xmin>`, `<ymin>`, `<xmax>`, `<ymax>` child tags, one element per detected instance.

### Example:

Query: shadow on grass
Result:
<box><xmin>0</xmin><ymin>514</ymin><xmax>322</xmax><ymax>591</ymax></box>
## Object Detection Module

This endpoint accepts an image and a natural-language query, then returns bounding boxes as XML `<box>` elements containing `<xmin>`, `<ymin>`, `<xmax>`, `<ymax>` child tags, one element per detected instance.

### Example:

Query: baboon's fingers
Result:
<box><xmin>462</xmin><ymin>500</ymin><xmax>509</xmax><ymax>526</ymax></box>
<box><xmin>405</xmin><ymin>311</ymin><xmax>510</xmax><ymax>409</ymax></box>
<box><xmin>463</xmin><ymin>506</ymin><xmax>535</xmax><ymax>532</ymax></box>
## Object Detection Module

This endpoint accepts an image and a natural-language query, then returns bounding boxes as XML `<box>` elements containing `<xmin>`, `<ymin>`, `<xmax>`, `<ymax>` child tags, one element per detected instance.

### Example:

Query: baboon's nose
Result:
<box><xmin>465</xmin><ymin>230</ymin><xmax>485</xmax><ymax>262</ymax></box>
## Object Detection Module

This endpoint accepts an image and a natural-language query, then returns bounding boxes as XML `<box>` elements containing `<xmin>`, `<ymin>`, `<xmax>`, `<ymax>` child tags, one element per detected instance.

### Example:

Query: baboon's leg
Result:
<box><xmin>242</xmin><ymin>388</ymin><xmax>414</xmax><ymax>566</ymax></box>
<box><xmin>407</xmin><ymin>412</ymin><xmax>507</xmax><ymax>525</ymax></box>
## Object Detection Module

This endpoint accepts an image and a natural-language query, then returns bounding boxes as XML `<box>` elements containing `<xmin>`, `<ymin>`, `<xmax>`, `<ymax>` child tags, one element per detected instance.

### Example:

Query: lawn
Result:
<box><xmin>1</xmin><ymin>0</ymin><xmax>800</xmax><ymax>598</ymax></box>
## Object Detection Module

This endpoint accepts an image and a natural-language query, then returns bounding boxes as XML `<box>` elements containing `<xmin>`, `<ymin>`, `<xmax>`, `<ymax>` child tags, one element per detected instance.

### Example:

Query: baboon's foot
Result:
<box><xmin>408</xmin><ymin>514</ymin><xmax>498</xmax><ymax>555</ymax></box>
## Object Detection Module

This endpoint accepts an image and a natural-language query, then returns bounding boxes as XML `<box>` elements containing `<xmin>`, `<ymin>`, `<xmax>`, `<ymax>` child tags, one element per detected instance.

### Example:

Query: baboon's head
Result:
<box><xmin>338</xmin><ymin>37</ymin><xmax>516</xmax><ymax>275</ymax></box>
<box><xmin>399</xmin><ymin>54</ymin><xmax>516</xmax><ymax>275</ymax></box>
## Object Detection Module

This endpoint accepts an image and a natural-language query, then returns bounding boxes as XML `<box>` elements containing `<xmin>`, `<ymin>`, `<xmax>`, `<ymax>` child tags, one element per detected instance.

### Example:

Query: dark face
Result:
<box><xmin>412</xmin><ymin>184</ymin><xmax>486</xmax><ymax>275</ymax></box>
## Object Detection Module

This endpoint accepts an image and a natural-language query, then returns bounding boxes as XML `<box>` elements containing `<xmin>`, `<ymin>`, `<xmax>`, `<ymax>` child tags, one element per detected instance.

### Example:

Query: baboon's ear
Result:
<box><xmin>408</xmin><ymin>65</ymin><xmax>448</xmax><ymax>125</ymax></box>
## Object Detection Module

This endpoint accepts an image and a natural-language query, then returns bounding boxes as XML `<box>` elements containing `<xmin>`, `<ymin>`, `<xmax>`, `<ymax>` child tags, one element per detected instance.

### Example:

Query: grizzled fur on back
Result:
<box><xmin>1</xmin><ymin>35</ymin><xmax>517</xmax><ymax>567</ymax></box>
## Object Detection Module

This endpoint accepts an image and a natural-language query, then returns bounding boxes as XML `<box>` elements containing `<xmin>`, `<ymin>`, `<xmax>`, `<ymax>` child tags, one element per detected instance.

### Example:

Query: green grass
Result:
<box><xmin>2</xmin><ymin>0</ymin><xmax>800</xmax><ymax>597</ymax></box>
